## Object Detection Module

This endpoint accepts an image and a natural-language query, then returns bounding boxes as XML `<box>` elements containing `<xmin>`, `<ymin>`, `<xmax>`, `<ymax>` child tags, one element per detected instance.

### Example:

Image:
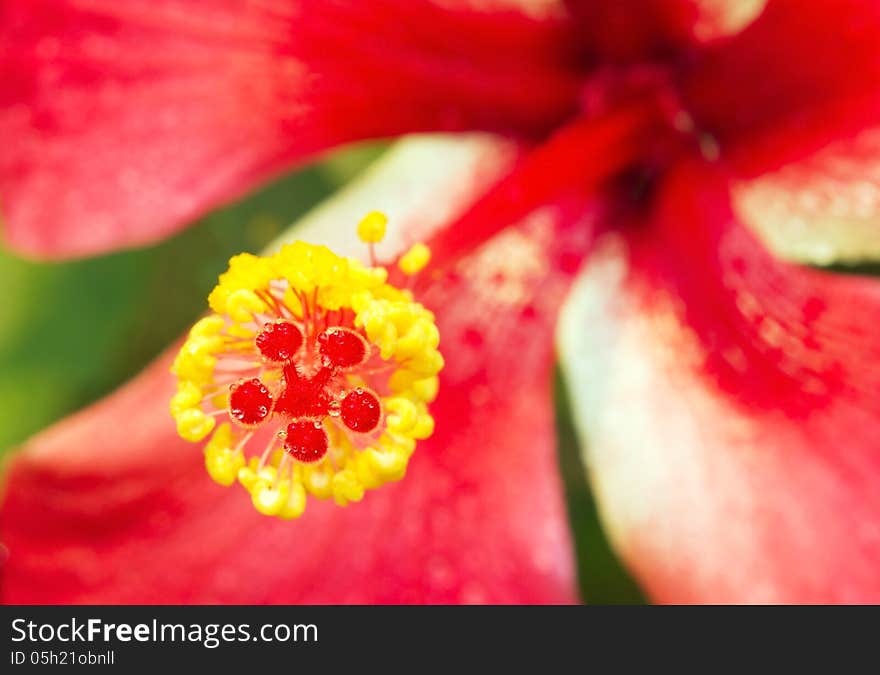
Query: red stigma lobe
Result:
<box><xmin>256</xmin><ymin>320</ymin><xmax>303</xmax><ymax>363</ymax></box>
<box><xmin>318</xmin><ymin>327</ymin><xmax>368</xmax><ymax>369</ymax></box>
<box><xmin>284</xmin><ymin>419</ymin><xmax>329</xmax><ymax>463</ymax></box>
<box><xmin>341</xmin><ymin>388</ymin><xmax>382</xmax><ymax>433</ymax></box>
<box><xmin>229</xmin><ymin>378</ymin><xmax>273</xmax><ymax>426</ymax></box>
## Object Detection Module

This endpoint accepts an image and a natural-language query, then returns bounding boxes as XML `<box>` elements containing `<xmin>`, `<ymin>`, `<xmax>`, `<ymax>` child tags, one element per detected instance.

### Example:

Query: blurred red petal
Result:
<box><xmin>566</xmin><ymin>0</ymin><xmax>764</xmax><ymax>59</ymax></box>
<box><xmin>0</xmin><ymin>0</ymin><xmax>581</xmax><ymax>258</ymax></box>
<box><xmin>684</xmin><ymin>0</ymin><xmax>880</xmax><ymax>174</ymax></box>
<box><xmin>559</xmin><ymin>161</ymin><xmax>880</xmax><ymax>603</ymax></box>
<box><xmin>683</xmin><ymin>0</ymin><xmax>880</xmax><ymax>267</ymax></box>
<box><xmin>0</xmin><ymin>136</ymin><xmax>589</xmax><ymax>603</ymax></box>
<box><xmin>429</xmin><ymin>102</ymin><xmax>660</xmax><ymax>264</ymax></box>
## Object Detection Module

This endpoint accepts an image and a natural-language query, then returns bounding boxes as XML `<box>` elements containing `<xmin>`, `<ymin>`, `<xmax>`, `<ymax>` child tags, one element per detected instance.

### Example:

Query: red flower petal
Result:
<box><xmin>0</xmin><ymin>0</ymin><xmax>581</xmax><ymax>258</ymax></box>
<box><xmin>566</xmin><ymin>0</ymin><xmax>764</xmax><ymax>59</ymax></box>
<box><xmin>428</xmin><ymin>103</ymin><xmax>660</xmax><ymax>265</ymax></box>
<box><xmin>559</xmin><ymin>161</ymin><xmax>880</xmax><ymax>603</ymax></box>
<box><xmin>0</xmin><ymin>136</ymin><xmax>587</xmax><ymax>603</ymax></box>
<box><xmin>684</xmin><ymin>0</ymin><xmax>880</xmax><ymax>174</ymax></box>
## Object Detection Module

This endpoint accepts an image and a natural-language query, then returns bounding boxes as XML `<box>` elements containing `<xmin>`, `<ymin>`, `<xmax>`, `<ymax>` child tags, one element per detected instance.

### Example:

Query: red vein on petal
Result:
<box><xmin>424</xmin><ymin>101</ymin><xmax>663</xmax><ymax>268</ymax></box>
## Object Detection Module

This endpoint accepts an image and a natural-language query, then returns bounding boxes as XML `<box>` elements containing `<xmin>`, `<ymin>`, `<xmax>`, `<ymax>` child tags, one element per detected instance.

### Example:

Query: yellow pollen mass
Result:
<box><xmin>398</xmin><ymin>243</ymin><xmax>432</xmax><ymax>275</ymax></box>
<box><xmin>170</xmin><ymin>214</ymin><xmax>441</xmax><ymax>520</ymax></box>
<box><xmin>356</xmin><ymin>210</ymin><xmax>388</xmax><ymax>244</ymax></box>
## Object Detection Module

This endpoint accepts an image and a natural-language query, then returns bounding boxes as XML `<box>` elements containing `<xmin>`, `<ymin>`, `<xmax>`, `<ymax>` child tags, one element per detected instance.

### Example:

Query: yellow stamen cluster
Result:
<box><xmin>170</xmin><ymin>214</ymin><xmax>441</xmax><ymax>519</ymax></box>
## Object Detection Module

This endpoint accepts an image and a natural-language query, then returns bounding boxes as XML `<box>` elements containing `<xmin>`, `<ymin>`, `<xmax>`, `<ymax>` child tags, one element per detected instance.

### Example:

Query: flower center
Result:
<box><xmin>170</xmin><ymin>212</ymin><xmax>442</xmax><ymax>520</ymax></box>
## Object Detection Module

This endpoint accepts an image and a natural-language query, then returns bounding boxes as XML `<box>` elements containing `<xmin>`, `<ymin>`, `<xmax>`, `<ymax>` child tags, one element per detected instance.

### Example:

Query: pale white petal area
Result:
<box><xmin>269</xmin><ymin>133</ymin><xmax>519</xmax><ymax>261</ymax></box>
<box><xmin>733</xmin><ymin>126</ymin><xmax>880</xmax><ymax>265</ymax></box>
<box><xmin>557</xmin><ymin>235</ymin><xmax>880</xmax><ymax>603</ymax></box>
<box><xmin>692</xmin><ymin>0</ymin><xmax>766</xmax><ymax>41</ymax></box>
<box><xmin>435</xmin><ymin>0</ymin><xmax>568</xmax><ymax>19</ymax></box>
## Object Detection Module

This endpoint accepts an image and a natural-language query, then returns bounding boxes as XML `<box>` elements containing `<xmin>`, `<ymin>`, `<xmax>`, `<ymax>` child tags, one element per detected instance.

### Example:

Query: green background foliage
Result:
<box><xmin>0</xmin><ymin>145</ymin><xmax>644</xmax><ymax>604</ymax></box>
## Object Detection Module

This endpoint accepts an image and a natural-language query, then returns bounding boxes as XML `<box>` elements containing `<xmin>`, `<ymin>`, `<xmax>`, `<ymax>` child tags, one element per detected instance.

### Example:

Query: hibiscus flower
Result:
<box><xmin>1</xmin><ymin>0</ymin><xmax>879</xmax><ymax>603</ymax></box>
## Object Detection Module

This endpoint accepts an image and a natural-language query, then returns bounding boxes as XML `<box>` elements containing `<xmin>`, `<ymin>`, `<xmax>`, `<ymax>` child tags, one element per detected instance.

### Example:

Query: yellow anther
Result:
<box><xmin>251</xmin><ymin>479</ymin><xmax>291</xmax><ymax>516</ymax></box>
<box><xmin>412</xmin><ymin>414</ymin><xmax>435</xmax><ymax>440</ymax></box>
<box><xmin>348</xmin><ymin>263</ymin><xmax>388</xmax><ymax>289</ymax></box>
<box><xmin>396</xmin><ymin>319</ymin><xmax>440</xmax><ymax>359</ymax></box>
<box><xmin>208</xmin><ymin>253</ymin><xmax>275</xmax><ymax>314</ymax></box>
<box><xmin>398</xmin><ymin>243</ymin><xmax>431</xmax><ymax>275</ymax></box>
<box><xmin>302</xmin><ymin>465</ymin><xmax>333</xmax><ymax>499</ymax></box>
<box><xmin>206</xmin><ymin>423</ymin><xmax>234</xmax><ymax>451</ymax></box>
<box><xmin>205</xmin><ymin>448</ymin><xmax>245</xmax><ymax>487</ymax></box>
<box><xmin>237</xmin><ymin>466</ymin><xmax>259</xmax><ymax>491</ymax></box>
<box><xmin>363</xmin><ymin>445</ymin><xmax>409</xmax><ymax>481</ymax></box>
<box><xmin>170</xmin><ymin>381</ymin><xmax>202</xmax><ymax>416</ymax></box>
<box><xmin>331</xmin><ymin>469</ymin><xmax>364</xmax><ymax>506</ymax></box>
<box><xmin>352</xmin><ymin>452</ymin><xmax>381</xmax><ymax>489</ymax></box>
<box><xmin>411</xmin><ymin>349</ymin><xmax>445</xmax><ymax>377</ymax></box>
<box><xmin>412</xmin><ymin>376</ymin><xmax>439</xmax><ymax>403</ymax></box>
<box><xmin>355</xmin><ymin>302</ymin><xmax>398</xmax><ymax>357</ymax></box>
<box><xmin>204</xmin><ymin>424</ymin><xmax>243</xmax><ymax>486</ymax></box>
<box><xmin>385</xmin><ymin>397</ymin><xmax>419</xmax><ymax>434</ymax></box>
<box><xmin>278</xmin><ymin>481</ymin><xmax>307</xmax><ymax>520</ymax></box>
<box><xmin>170</xmin><ymin>335</ymin><xmax>221</xmax><ymax>384</ymax></box>
<box><xmin>226</xmin><ymin>289</ymin><xmax>266</xmax><ymax>323</ymax></box>
<box><xmin>189</xmin><ymin>315</ymin><xmax>226</xmax><ymax>338</ymax></box>
<box><xmin>237</xmin><ymin>458</ymin><xmax>271</xmax><ymax>490</ymax></box>
<box><xmin>357</xmin><ymin>210</ymin><xmax>388</xmax><ymax>243</ymax></box>
<box><xmin>379</xmin><ymin>432</ymin><xmax>416</xmax><ymax>457</ymax></box>
<box><xmin>388</xmin><ymin>369</ymin><xmax>417</xmax><ymax>394</ymax></box>
<box><xmin>226</xmin><ymin>323</ymin><xmax>257</xmax><ymax>338</ymax></box>
<box><xmin>175</xmin><ymin>408</ymin><xmax>216</xmax><ymax>442</ymax></box>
